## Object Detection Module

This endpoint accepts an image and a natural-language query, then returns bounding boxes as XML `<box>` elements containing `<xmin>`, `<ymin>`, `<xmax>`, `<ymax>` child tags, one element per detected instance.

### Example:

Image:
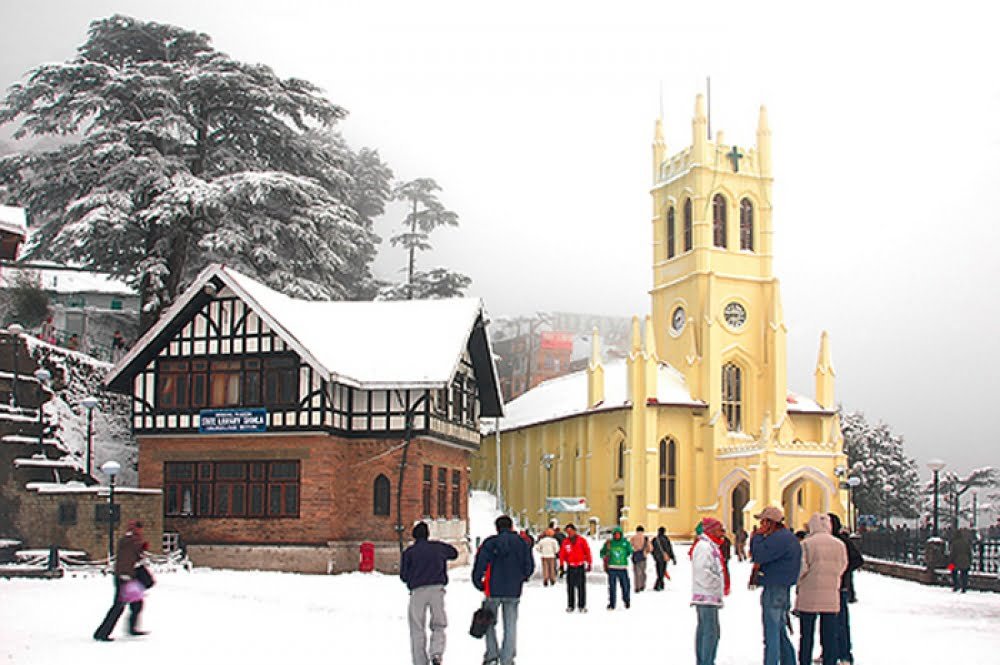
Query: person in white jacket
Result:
<box><xmin>691</xmin><ymin>517</ymin><xmax>729</xmax><ymax>665</ymax></box>
<box><xmin>535</xmin><ymin>529</ymin><xmax>560</xmax><ymax>587</ymax></box>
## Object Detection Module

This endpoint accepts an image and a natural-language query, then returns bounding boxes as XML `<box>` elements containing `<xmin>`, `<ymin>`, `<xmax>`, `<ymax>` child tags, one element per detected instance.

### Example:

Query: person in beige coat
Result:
<box><xmin>795</xmin><ymin>513</ymin><xmax>848</xmax><ymax>665</ymax></box>
<box><xmin>534</xmin><ymin>529</ymin><xmax>560</xmax><ymax>587</ymax></box>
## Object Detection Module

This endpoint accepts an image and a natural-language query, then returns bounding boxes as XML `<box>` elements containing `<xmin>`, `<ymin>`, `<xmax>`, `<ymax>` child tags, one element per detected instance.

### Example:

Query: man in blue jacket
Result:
<box><xmin>401</xmin><ymin>521</ymin><xmax>458</xmax><ymax>665</ymax></box>
<box><xmin>472</xmin><ymin>515</ymin><xmax>535</xmax><ymax>665</ymax></box>
<box><xmin>750</xmin><ymin>506</ymin><xmax>802</xmax><ymax>665</ymax></box>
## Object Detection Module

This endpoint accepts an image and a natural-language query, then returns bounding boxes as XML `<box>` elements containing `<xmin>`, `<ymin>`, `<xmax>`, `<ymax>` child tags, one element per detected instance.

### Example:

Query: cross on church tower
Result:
<box><xmin>727</xmin><ymin>145</ymin><xmax>744</xmax><ymax>172</ymax></box>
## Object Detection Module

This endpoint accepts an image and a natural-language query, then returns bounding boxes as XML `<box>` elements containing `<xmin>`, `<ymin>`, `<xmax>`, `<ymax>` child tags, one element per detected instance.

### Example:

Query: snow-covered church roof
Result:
<box><xmin>495</xmin><ymin>359</ymin><xmax>704</xmax><ymax>432</ymax></box>
<box><xmin>104</xmin><ymin>264</ymin><xmax>503</xmax><ymax>415</ymax></box>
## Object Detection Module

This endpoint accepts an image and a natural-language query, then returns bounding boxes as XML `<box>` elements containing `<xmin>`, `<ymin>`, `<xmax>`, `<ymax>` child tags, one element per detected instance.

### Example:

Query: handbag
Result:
<box><xmin>135</xmin><ymin>564</ymin><xmax>156</xmax><ymax>589</ymax></box>
<box><xmin>469</xmin><ymin>601</ymin><xmax>496</xmax><ymax>639</ymax></box>
<box><xmin>119</xmin><ymin>579</ymin><xmax>145</xmax><ymax>603</ymax></box>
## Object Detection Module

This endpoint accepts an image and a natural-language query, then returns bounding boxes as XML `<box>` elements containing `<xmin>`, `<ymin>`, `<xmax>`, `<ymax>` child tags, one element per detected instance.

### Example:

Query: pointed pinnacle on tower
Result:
<box><xmin>756</xmin><ymin>104</ymin><xmax>772</xmax><ymax>176</ymax></box>
<box><xmin>652</xmin><ymin>118</ymin><xmax>667</xmax><ymax>183</ymax></box>
<box><xmin>630</xmin><ymin>315</ymin><xmax>642</xmax><ymax>354</ymax></box>
<box><xmin>814</xmin><ymin>330</ymin><xmax>835</xmax><ymax>409</ymax></box>
<box><xmin>692</xmin><ymin>94</ymin><xmax>707</xmax><ymax>162</ymax></box>
<box><xmin>643</xmin><ymin>315</ymin><xmax>658</xmax><ymax>361</ymax></box>
<box><xmin>589</xmin><ymin>327</ymin><xmax>602</xmax><ymax>369</ymax></box>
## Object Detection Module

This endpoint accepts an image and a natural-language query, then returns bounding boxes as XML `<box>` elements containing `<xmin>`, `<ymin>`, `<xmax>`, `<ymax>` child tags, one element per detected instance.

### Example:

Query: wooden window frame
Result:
<box><xmin>451</xmin><ymin>470</ymin><xmax>461</xmax><ymax>518</ymax></box>
<box><xmin>721</xmin><ymin>363</ymin><xmax>743</xmax><ymax>432</ymax></box>
<box><xmin>740</xmin><ymin>198</ymin><xmax>754</xmax><ymax>252</ymax></box>
<box><xmin>163</xmin><ymin>460</ymin><xmax>300</xmax><ymax>519</ymax></box>
<box><xmin>713</xmin><ymin>194</ymin><xmax>728</xmax><ymax>248</ymax></box>
<box><xmin>422</xmin><ymin>465</ymin><xmax>433</xmax><ymax>517</ymax></box>
<box><xmin>666</xmin><ymin>207</ymin><xmax>676</xmax><ymax>259</ymax></box>
<box><xmin>658</xmin><ymin>438</ymin><xmax>677</xmax><ymax>508</ymax></box>
<box><xmin>437</xmin><ymin>467</ymin><xmax>448</xmax><ymax>517</ymax></box>
<box><xmin>683</xmin><ymin>199</ymin><xmax>693</xmax><ymax>252</ymax></box>
<box><xmin>373</xmin><ymin>474</ymin><xmax>391</xmax><ymax>516</ymax></box>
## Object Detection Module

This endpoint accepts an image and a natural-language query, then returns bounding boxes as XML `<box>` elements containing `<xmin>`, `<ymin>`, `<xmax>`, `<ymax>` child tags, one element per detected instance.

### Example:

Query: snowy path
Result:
<box><xmin>1</xmin><ymin>557</ymin><xmax>997</xmax><ymax>664</ymax></box>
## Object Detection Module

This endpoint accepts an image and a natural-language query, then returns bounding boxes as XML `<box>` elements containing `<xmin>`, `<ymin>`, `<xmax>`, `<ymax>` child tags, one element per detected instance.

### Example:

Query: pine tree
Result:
<box><xmin>387</xmin><ymin>177</ymin><xmax>469</xmax><ymax>299</ymax></box>
<box><xmin>841</xmin><ymin>411</ymin><xmax>921</xmax><ymax>523</ymax></box>
<box><xmin>0</xmin><ymin>15</ymin><xmax>392</xmax><ymax>329</ymax></box>
<box><xmin>930</xmin><ymin>468</ymin><xmax>1000</xmax><ymax>529</ymax></box>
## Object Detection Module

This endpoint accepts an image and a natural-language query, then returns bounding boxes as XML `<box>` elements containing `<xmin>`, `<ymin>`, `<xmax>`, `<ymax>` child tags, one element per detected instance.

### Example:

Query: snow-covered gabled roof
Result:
<box><xmin>0</xmin><ymin>205</ymin><xmax>27</xmax><ymax>238</ymax></box>
<box><xmin>495</xmin><ymin>359</ymin><xmax>703</xmax><ymax>433</ymax></box>
<box><xmin>104</xmin><ymin>264</ymin><xmax>504</xmax><ymax>416</ymax></box>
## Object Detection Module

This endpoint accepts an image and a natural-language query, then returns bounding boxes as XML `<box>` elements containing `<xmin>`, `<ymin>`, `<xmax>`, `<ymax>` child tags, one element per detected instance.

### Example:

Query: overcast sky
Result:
<box><xmin>2</xmin><ymin>1</ymin><xmax>997</xmax><ymax>479</ymax></box>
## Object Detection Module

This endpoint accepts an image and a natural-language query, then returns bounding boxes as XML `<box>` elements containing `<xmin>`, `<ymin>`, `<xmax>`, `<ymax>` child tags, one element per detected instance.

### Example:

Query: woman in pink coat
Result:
<box><xmin>795</xmin><ymin>513</ymin><xmax>848</xmax><ymax>665</ymax></box>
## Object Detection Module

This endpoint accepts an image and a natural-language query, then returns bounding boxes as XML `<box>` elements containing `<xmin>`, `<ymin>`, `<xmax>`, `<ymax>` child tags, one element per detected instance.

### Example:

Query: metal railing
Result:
<box><xmin>860</xmin><ymin>529</ymin><xmax>1000</xmax><ymax>575</ymax></box>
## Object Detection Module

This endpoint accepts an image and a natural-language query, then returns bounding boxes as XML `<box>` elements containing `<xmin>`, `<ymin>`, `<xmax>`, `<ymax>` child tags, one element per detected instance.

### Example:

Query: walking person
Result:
<box><xmin>735</xmin><ymin>527</ymin><xmax>749</xmax><ymax>562</ymax></box>
<box><xmin>795</xmin><ymin>514</ymin><xmax>847</xmax><ymax>665</ymax></box>
<box><xmin>651</xmin><ymin>526</ymin><xmax>677</xmax><ymax>590</ymax></box>
<box><xmin>534</xmin><ymin>529</ymin><xmax>560</xmax><ymax>587</ymax></box>
<box><xmin>93</xmin><ymin>520</ymin><xmax>149</xmax><ymax>641</ymax></box>
<box><xmin>400</xmin><ymin>521</ymin><xmax>459</xmax><ymax>665</ymax></box>
<box><xmin>750</xmin><ymin>506</ymin><xmax>802</xmax><ymax>665</ymax></box>
<box><xmin>629</xmin><ymin>525</ymin><xmax>652</xmax><ymax>592</ymax></box>
<box><xmin>558</xmin><ymin>523</ymin><xmax>591</xmax><ymax>612</ymax></box>
<box><xmin>472</xmin><ymin>515</ymin><xmax>534</xmax><ymax>665</ymax></box>
<box><xmin>691</xmin><ymin>518</ymin><xmax>730</xmax><ymax>665</ymax></box>
<box><xmin>828</xmin><ymin>513</ymin><xmax>863</xmax><ymax>665</ymax></box>
<box><xmin>949</xmin><ymin>528</ymin><xmax>972</xmax><ymax>593</ymax></box>
<box><xmin>600</xmin><ymin>526</ymin><xmax>633</xmax><ymax>609</ymax></box>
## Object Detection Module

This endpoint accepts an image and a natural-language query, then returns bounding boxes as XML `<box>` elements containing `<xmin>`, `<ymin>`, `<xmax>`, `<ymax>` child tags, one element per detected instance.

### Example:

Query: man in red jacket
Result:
<box><xmin>558</xmin><ymin>523</ymin><xmax>592</xmax><ymax>612</ymax></box>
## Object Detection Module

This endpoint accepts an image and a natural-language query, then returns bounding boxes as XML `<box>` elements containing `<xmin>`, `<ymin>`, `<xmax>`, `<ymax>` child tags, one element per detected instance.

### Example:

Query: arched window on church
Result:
<box><xmin>683</xmin><ymin>199</ymin><xmax>693</xmax><ymax>252</ymax></box>
<box><xmin>721</xmin><ymin>363</ymin><xmax>743</xmax><ymax>432</ymax></box>
<box><xmin>659</xmin><ymin>438</ymin><xmax>677</xmax><ymax>507</ymax></box>
<box><xmin>740</xmin><ymin>198</ymin><xmax>754</xmax><ymax>251</ymax></box>
<box><xmin>373</xmin><ymin>474</ymin><xmax>391</xmax><ymax>516</ymax></box>
<box><xmin>713</xmin><ymin>194</ymin><xmax>727</xmax><ymax>248</ymax></box>
<box><xmin>666</xmin><ymin>207</ymin><xmax>676</xmax><ymax>259</ymax></box>
<box><xmin>616</xmin><ymin>441</ymin><xmax>625</xmax><ymax>480</ymax></box>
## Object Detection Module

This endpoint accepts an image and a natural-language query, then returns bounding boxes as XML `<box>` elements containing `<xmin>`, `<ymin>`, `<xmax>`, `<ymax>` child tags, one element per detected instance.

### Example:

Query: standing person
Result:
<box><xmin>651</xmin><ymin>526</ymin><xmax>677</xmax><ymax>590</ymax></box>
<box><xmin>600</xmin><ymin>527</ymin><xmax>633</xmax><ymax>609</ymax></box>
<box><xmin>795</xmin><ymin>514</ymin><xmax>848</xmax><ymax>665</ymax></box>
<box><xmin>750</xmin><ymin>506</ymin><xmax>802</xmax><ymax>665</ymax></box>
<box><xmin>558</xmin><ymin>523</ymin><xmax>592</xmax><ymax>612</ymax></box>
<box><xmin>828</xmin><ymin>513</ymin><xmax>863</xmax><ymax>665</ymax></box>
<box><xmin>472</xmin><ymin>515</ymin><xmax>534</xmax><ymax>665</ymax></box>
<box><xmin>629</xmin><ymin>525</ymin><xmax>652</xmax><ymax>592</ymax></box>
<box><xmin>400</xmin><ymin>521</ymin><xmax>459</xmax><ymax>665</ymax></box>
<box><xmin>534</xmin><ymin>529</ymin><xmax>560</xmax><ymax>587</ymax></box>
<box><xmin>949</xmin><ymin>528</ymin><xmax>972</xmax><ymax>593</ymax></box>
<box><xmin>735</xmin><ymin>527</ymin><xmax>749</xmax><ymax>561</ymax></box>
<box><xmin>691</xmin><ymin>518</ymin><xmax>730</xmax><ymax>665</ymax></box>
<box><xmin>93</xmin><ymin>520</ymin><xmax>149</xmax><ymax>641</ymax></box>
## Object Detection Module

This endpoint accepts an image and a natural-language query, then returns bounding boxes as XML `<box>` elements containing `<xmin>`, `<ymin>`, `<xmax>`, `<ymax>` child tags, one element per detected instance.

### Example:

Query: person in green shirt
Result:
<box><xmin>600</xmin><ymin>527</ymin><xmax>634</xmax><ymax>609</ymax></box>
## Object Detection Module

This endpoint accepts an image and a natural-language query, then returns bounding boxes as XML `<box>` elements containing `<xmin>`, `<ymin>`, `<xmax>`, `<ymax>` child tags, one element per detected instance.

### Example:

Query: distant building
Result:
<box><xmin>103</xmin><ymin>264</ymin><xmax>503</xmax><ymax>574</ymax></box>
<box><xmin>0</xmin><ymin>205</ymin><xmax>27</xmax><ymax>263</ymax></box>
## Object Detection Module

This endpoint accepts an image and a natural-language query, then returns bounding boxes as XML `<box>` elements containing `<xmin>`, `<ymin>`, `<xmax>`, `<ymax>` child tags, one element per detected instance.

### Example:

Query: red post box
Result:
<box><xmin>359</xmin><ymin>541</ymin><xmax>375</xmax><ymax>572</ymax></box>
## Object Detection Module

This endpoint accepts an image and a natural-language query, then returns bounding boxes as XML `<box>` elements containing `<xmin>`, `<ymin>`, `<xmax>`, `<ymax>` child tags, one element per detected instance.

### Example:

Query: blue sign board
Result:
<box><xmin>199</xmin><ymin>408</ymin><xmax>267</xmax><ymax>434</ymax></box>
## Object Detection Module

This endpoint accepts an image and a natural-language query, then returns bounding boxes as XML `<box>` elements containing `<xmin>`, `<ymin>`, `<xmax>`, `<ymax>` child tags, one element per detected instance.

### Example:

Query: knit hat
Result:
<box><xmin>701</xmin><ymin>517</ymin><xmax>722</xmax><ymax>533</ymax></box>
<box><xmin>412</xmin><ymin>521</ymin><xmax>429</xmax><ymax>540</ymax></box>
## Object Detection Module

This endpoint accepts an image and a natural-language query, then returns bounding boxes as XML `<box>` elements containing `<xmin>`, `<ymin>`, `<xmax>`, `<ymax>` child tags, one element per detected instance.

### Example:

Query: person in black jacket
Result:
<box><xmin>651</xmin><ymin>526</ymin><xmax>677</xmax><ymax>591</ymax></box>
<box><xmin>401</xmin><ymin>522</ymin><xmax>458</xmax><ymax>665</ymax></box>
<box><xmin>472</xmin><ymin>515</ymin><xmax>534</xmax><ymax>665</ymax></box>
<box><xmin>828</xmin><ymin>513</ymin><xmax>863</xmax><ymax>665</ymax></box>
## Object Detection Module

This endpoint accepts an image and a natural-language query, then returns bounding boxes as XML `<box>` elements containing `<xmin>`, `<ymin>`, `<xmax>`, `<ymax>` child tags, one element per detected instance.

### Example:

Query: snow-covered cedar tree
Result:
<box><xmin>841</xmin><ymin>410</ymin><xmax>922</xmax><ymax>522</ymax></box>
<box><xmin>0</xmin><ymin>15</ymin><xmax>393</xmax><ymax>330</ymax></box>
<box><xmin>388</xmin><ymin>177</ymin><xmax>469</xmax><ymax>299</ymax></box>
<box><xmin>1</xmin><ymin>271</ymin><xmax>51</xmax><ymax>328</ymax></box>
<box><xmin>377</xmin><ymin>267</ymin><xmax>473</xmax><ymax>301</ymax></box>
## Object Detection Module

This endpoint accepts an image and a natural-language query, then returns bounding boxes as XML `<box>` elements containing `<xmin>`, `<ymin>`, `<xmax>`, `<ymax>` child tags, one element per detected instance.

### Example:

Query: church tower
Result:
<box><xmin>649</xmin><ymin>97</ymin><xmax>788</xmax><ymax>506</ymax></box>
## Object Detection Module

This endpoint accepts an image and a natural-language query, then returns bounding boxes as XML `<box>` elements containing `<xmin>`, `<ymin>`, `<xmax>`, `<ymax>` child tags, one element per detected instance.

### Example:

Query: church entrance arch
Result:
<box><xmin>779</xmin><ymin>467</ymin><xmax>836</xmax><ymax>532</ymax></box>
<box><xmin>717</xmin><ymin>468</ymin><xmax>752</xmax><ymax>533</ymax></box>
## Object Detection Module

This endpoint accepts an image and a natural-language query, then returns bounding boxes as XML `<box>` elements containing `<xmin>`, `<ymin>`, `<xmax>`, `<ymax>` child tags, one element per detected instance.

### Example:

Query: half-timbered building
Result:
<box><xmin>104</xmin><ymin>264</ymin><xmax>503</xmax><ymax>573</ymax></box>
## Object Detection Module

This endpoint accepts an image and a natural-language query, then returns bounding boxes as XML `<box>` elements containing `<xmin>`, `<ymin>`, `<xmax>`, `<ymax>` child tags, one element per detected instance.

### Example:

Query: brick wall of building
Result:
<box><xmin>138</xmin><ymin>432</ymin><xmax>472</xmax><ymax>572</ymax></box>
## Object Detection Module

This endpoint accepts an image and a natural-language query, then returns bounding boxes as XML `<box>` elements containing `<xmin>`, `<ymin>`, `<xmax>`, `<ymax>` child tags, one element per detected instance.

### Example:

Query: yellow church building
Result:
<box><xmin>473</xmin><ymin>95</ymin><xmax>848</xmax><ymax>537</ymax></box>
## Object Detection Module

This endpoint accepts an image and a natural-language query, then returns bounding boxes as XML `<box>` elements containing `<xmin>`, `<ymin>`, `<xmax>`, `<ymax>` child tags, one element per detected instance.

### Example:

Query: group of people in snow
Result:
<box><xmin>401</xmin><ymin>505</ymin><xmax>865</xmax><ymax>665</ymax></box>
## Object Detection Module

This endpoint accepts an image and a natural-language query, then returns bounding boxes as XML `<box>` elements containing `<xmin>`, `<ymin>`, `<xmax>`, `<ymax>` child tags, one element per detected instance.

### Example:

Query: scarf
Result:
<box><xmin>705</xmin><ymin>532</ymin><xmax>731</xmax><ymax>596</ymax></box>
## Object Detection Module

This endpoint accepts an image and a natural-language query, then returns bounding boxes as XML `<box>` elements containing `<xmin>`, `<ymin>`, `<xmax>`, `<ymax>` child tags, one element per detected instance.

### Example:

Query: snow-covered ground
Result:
<box><xmin>2</xmin><ymin>495</ymin><xmax>998</xmax><ymax>664</ymax></box>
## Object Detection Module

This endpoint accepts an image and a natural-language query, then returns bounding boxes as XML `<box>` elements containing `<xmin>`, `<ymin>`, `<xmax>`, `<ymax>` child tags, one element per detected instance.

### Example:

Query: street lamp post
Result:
<box><xmin>33</xmin><ymin>368</ymin><xmax>51</xmax><ymax>449</ymax></box>
<box><xmin>927</xmin><ymin>459</ymin><xmax>946</xmax><ymax>538</ymax></box>
<box><xmin>847</xmin><ymin>477</ymin><xmax>862</xmax><ymax>532</ymax></box>
<box><xmin>100</xmin><ymin>460</ymin><xmax>121</xmax><ymax>561</ymax></box>
<box><xmin>80</xmin><ymin>396</ymin><xmax>99</xmax><ymax>479</ymax></box>
<box><xmin>542</xmin><ymin>453</ymin><xmax>555</xmax><ymax>520</ymax></box>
